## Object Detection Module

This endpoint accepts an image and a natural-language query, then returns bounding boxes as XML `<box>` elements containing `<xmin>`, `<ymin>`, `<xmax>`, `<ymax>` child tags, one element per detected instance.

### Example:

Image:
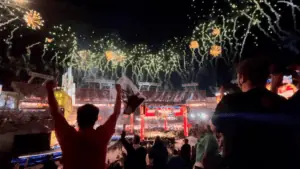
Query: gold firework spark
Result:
<box><xmin>23</xmin><ymin>10</ymin><xmax>44</xmax><ymax>30</ymax></box>
<box><xmin>210</xmin><ymin>45</ymin><xmax>222</xmax><ymax>57</ymax></box>
<box><xmin>105</xmin><ymin>51</ymin><xmax>114</xmax><ymax>61</ymax></box>
<box><xmin>212</xmin><ymin>28</ymin><xmax>221</xmax><ymax>36</ymax></box>
<box><xmin>189</xmin><ymin>40</ymin><xmax>199</xmax><ymax>49</ymax></box>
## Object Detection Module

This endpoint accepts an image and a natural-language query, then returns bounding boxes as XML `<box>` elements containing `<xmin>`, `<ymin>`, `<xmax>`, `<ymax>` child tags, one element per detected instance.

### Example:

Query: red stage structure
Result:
<box><xmin>74</xmin><ymin>80</ymin><xmax>216</xmax><ymax>140</ymax></box>
<box><xmin>139</xmin><ymin>105</ymin><xmax>189</xmax><ymax>140</ymax></box>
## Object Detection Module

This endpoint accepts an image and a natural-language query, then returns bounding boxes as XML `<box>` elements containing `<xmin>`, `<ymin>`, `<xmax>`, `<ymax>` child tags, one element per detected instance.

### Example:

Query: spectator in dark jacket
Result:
<box><xmin>167</xmin><ymin>149</ymin><xmax>185</xmax><ymax>169</ymax></box>
<box><xmin>213</xmin><ymin>58</ymin><xmax>289</xmax><ymax>169</ymax></box>
<box><xmin>149</xmin><ymin>136</ymin><xmax>168</xmax><ymax>169</ymax></box>
<box><xmin>121</xmin><ymin>131</ymin><xmax>147</xmax><ymax>169</ymax></box>
<box><xmin>43</xmin><ymin>155</ymin><xmax>57</xmax><ymax>169</ymax></box>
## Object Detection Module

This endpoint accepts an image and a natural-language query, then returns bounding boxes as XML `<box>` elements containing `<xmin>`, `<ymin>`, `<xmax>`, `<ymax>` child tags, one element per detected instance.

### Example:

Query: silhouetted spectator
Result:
<box><xmin>191</xmin><ymin>145</ymin><xmax>196</xmax><ymax>167</ymax></box>
<box><xmin>43</xmin><ymin>155</ymin><xmax>57</xmax><ymax>169</ymax></box>
<box><xmin>46</xmin><ymin>81</ymin><xmax>122</xmax><ymax>169</ymax></box>
<box><xmin>149</xmin><ymin>136</ymin><xmax>168</xmax><ymax>169</ymax></box>
<box><xmin>121</xmin><ymin>131</ymin><xmax>147</xmax><ymax>169</ymax></box>
<box><xmin>167</xmin><ymin>149</ymin><xmax>185</xmax><ymax>169</ymax></box>
<box><xmin>107</xmin><ymin>160</ymin><xmax>122</xmax><ymax>169</ymax></box>
<box><xmin>213</xmin><ymin>58</ymin><xmax>289</xmax><ymax>169</ymax></box>
<box><xmin>180</xmin><ymin>138</ymin><xmax>191</xmax><ymax>167</ymax></box>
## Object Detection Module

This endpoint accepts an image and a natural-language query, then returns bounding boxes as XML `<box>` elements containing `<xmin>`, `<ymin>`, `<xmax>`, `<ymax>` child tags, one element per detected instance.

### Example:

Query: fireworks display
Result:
<box><xmin>13</xmin><ymin>0</ymin><xmax>27</xmax><ymax>5</ymax></box>
<box><xmin>0</xmin><ymin>0</ymin><xmax>299</xmax><ymax>88</ymax></box>
<box><xmin>23</xmin><ymin>10</ymin><xmax>44</xmax><ymax>30</ymax></box>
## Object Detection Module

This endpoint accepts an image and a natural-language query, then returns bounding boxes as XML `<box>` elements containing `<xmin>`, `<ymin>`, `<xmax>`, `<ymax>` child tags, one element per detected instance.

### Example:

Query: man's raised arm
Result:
<box><xmin>46</xmin><ymin>81</ymin><xmax>71</xmax><ymax>132</ymax></box>
<box><xmin>99</xmin><ymin>84</ymin><xmax>122</xmax><ymax>136</ymax></box>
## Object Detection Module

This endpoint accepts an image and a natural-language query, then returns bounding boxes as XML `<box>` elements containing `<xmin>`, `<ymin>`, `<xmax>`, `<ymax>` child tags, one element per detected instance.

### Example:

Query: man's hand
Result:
<box><xmin>46</xmin><ymin>80</ymin><xmax>57</xmax><ymax>91</ymax></box>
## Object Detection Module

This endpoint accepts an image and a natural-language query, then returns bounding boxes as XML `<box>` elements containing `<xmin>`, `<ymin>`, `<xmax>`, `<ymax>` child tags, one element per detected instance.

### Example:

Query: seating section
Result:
<box><xmin>0</xmin><ymin>110</ymin><xmax>53</xmax><ymax>134</ymax></box>
<box><xmin>11</xmin><ymin>82</ymin><xmax>48</xmax><ymax>99</ymax></box>
<box><xmin>10</xmin><ymin>82</ymin><xmax>207</xmax><ymax>105</ymax></box>
<box><xmin>75</xmin><ymin>88</ymin><xmax>111</xmax><ymax>103</ymax></box>
<box><xmin>76</xmin><ymin>88</ymin><xmax>206</xmax><ymax>104</ymax></box>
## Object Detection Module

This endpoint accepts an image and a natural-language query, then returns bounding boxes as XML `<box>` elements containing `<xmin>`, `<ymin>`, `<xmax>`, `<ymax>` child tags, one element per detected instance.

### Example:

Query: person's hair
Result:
<box><xmin>133</xmin><ymin>135</ymin><xmax>140</xmax><ymax>144</ymax></box>
<box><xmin>237</xmin><ymin>58</ymin><xmax>270</xmax><ymax>87</ymax></box>
<box><xmin>184</xmin><ymin>138</ymin><xmax>189</xmax><ymax>144</ymax></box>
<box><xmin>77</xmin><ymin>104</ymin><xmax>99</xmax><ymax>129</ymax></box>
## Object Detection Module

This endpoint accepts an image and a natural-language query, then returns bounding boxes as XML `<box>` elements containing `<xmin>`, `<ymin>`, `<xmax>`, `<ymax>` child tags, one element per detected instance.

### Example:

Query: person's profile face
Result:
<box><xmin>209</xmin><ymin>119</ymin><xmax>216</xmax><ymax>132</ymax></box>
<box><xmin>237</xmin><ymin>73</ymin><xmax>244</xmax><ymax>89</ymax></box>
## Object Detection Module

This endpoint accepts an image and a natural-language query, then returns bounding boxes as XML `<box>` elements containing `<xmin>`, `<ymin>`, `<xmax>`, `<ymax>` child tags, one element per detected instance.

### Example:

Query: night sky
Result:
<box><xmin>34</xmin><ymin>0</ymin><xmax>193</xmax><ymax>45</ymax></box>
<box><xmin>1</xmin><ymin>0</ymin><xmax>299</xmax><ymax>92</ymax></box>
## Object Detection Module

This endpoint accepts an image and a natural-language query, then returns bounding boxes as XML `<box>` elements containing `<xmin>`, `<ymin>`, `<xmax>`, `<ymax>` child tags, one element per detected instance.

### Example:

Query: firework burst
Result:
<box><xmin>23</xmin><ymin>10</ymin><xmax>44</xmax><ymax>30</ymax></box>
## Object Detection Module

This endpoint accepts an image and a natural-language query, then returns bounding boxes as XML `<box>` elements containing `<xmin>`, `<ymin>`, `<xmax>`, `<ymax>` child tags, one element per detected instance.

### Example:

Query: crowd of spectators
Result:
<box><xmin>9</xmin><ymin>58</ymin><xmax>300</xmax><ymax>169</ymax></box>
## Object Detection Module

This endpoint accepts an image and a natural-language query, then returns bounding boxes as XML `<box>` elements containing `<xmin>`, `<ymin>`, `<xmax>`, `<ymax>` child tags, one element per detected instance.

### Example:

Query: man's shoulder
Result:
<box><xmin>215</xmin><ymin>93</ymin><xmax>243</xmax><ymax>113</ymax></box>
<box><xmin>221</xmin><ymin>89</ymin><xmax>287</xmax><ymax>106</ymax></box>
<box><xmin>264</xmin><ymin>89</ymin><xmax>287</xmax><ymax>102</ymax></box>
<box><xmin>261</xmin><ymin>89</ymin><xmax>287</xmax><ymax>109</ymax></box>
<box><xmin>221</xmin><ymin>92</ymin><xmax>244</xmax><ymax>103</ymax></box>
<box><xmin>95</xmin><ymin>125</ymin><xmax>105</xmax><ymax>132</ymax></box>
